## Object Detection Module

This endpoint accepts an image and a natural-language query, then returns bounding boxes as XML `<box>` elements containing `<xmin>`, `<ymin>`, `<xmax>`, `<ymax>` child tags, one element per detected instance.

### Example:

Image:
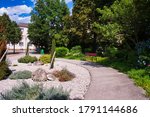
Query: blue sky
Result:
<box><xmin>0</xmin><ymin>0</ymin><xmax>73</xmax><ymax>23</ymax></box>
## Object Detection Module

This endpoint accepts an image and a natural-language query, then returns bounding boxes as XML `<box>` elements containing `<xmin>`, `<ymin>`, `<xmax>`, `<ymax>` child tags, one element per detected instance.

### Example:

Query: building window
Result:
<box><xmin>19</xmin><ymin>42</ymin><xmax>24</xmax><ymax>46</ymax></box>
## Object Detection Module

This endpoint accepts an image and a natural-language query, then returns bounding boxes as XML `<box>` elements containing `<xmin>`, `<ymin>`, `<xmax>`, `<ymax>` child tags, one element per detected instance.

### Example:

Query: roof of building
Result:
<box><xmin>18</xmin><ymin>23</ymin><xmax>28</xmax><ymax>28</ymax></box>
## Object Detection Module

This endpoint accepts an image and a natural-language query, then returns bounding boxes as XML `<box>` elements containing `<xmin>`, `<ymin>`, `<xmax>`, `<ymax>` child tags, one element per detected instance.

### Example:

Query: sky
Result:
<box><xmin>0</xmin><ymin>0</ymin><xmax>73</xmax><ymax>23</ymax></box>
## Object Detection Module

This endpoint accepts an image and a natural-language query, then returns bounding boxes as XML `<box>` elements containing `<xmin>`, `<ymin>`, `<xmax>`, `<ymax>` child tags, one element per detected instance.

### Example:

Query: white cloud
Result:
<box><xmin>0</xmin><ymin>5</ymin><xmax>32</xmax><ymax>15</ymax></box>
<box><xmin>65</xmin><ymin>0</ymin><xmax>72</xmax><ymax>3</ymax></box>
<box><xmin>30</xmin><ymin>0</ymin><xmax>36</xmax><ymax>4</ymax></box>
<box><xmin>0</xmin><ymin>5</ymin><xmax>32</xmax><ymax>23</ymax></box>
<box><xmin>10</xmin><ymin>15</ymin><xmax>31</xmax><ymax>24</ymax></box>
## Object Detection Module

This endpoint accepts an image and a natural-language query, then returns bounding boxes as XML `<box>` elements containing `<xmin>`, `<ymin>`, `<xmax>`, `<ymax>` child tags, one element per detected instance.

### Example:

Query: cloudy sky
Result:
<box><xmin>0</xmin><ymin>0</ymin><xmax>73</xmax><ymax>23</ymax></box>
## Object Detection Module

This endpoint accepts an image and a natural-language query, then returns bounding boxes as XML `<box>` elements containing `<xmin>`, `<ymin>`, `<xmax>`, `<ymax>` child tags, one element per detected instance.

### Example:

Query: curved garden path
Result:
<box><xmin>5</xmin><ymin>53</ymin><xmax>148</xmax><ymax>100</ymax></box>
<box><xmin>57</xmin><ymin>58</ymin><xmax>148</xmax><ymax>100</ymax></box>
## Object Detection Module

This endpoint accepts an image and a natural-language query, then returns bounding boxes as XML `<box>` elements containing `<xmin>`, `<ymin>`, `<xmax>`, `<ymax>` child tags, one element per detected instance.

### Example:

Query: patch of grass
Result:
<box><xmin>52</xmin><ymin>68</ymin><xmax>75</xmax><ymax>82</ymax></box>
<box><xmin>0</xmin><ymin>82</ymin><xmax>70</xmax><ymax>100</ymax></box>
<box><xmin>9</xmin><ymin>70</ymin><xmax>32</xmax><ymax>79</ymax></box>
<box><xmin>128</xmin><ymin>69</ymin><xmax>150</xmax><ymax>97</ymax></box>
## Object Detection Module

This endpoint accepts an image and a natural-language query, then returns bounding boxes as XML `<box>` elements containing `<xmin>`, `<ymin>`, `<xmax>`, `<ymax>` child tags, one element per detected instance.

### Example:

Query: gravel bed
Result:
<box><xmin>0</xmin><ymin>60</ymin><xmax>91</xmax><ymax>100</ymax></box>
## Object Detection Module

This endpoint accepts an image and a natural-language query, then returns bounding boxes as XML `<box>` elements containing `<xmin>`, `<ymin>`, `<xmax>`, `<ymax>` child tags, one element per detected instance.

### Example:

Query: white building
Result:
<box><xmin>7</xmin><ymin>23</ymin><xmax>35</xmax><ymax>50</ymax></box>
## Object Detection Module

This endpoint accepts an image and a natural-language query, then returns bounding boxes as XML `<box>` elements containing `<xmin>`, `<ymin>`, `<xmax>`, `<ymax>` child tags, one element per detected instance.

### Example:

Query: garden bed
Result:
<box><xmin>0</xmin><ymin>60</ymin><xmax>91</xmax><ymax>100</ymax></box>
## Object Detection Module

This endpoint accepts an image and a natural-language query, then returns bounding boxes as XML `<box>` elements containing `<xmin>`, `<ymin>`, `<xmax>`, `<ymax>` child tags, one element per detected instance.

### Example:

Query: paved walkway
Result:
<box><xmin>6</xmin><ymin>54</ymin><xmax>148</xmax><ymax>100</ymax></box>
<box><xmin>57</xmin><ymin>59</ymin><xmax>148</xmax><ymax>100</ymax></box>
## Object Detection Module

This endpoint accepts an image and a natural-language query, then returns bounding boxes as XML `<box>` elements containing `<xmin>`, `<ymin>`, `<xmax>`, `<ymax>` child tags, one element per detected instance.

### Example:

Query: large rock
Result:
<box><xmin>32</xmin><ymin>68</ymin><xmax>48</xmax><ymax>81</ymax></box>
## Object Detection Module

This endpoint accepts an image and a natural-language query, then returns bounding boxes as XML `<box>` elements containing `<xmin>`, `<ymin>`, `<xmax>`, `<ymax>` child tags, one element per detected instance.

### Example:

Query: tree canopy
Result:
<box><xmin>0</xmin><ymin>14</ymin><xmax>21</xmax><ymax>53</ymax></box>
<box><xmin>28</xmin><ymin>0</ymin><xmax>69</xmax><ymax>52</ymax></box>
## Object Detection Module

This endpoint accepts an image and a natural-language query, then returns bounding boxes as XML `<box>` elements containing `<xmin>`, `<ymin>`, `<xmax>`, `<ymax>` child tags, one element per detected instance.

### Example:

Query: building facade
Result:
<box><xmin>7</xmin><ymin>23</ymin><xmax>35</xmax><ymax>50</ymax></box>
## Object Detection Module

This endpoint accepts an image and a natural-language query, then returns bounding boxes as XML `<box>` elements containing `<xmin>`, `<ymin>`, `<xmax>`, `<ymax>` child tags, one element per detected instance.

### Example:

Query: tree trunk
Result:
<box><xmin>92</xmin><ymin>32</ymin><xmax>97</xmax><ymax>52</ymax></box>
<box><xmin>13</xmin><ymin>44</ymin><xmax>15</xmax><ymax>54</ymax></box>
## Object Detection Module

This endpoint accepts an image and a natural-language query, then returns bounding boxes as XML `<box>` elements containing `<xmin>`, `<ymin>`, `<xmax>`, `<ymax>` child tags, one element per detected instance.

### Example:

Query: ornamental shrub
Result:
<box><xmin>0</xmin><ymin>82</ymin><xmax>69</xmax><ymax>100</ymax></box>
<box><xmin>52</xmin><ymin>68</ymin><xmax>75</xmax><ymax>82</ymax></box>
<box><xmin>70</xmin><ymin>45</ymin><xmax>82</xmax><ymax>53</ymax></box>
<box><xmin>38</xmin><ymin>87</ymin><xmax>69</xmax><ymax>100</ymax></box>
<box><xmin>104</xmin><ymin>46</ymin><xmax>118</xmax><ymax>58</ymax></box>
<box><xmin>0</xmin><ymin>62</ymin><xmax>11</xmax><ymax>80</ymax></box>
<box><xmin>9</xmin><ymin>70</ymin><xmax>32</xmax><ymax>79</ymax></box>
<box><xmin>56</xmin><ymin>47</ymin><xmax>69</xmax><ymax>57</ymax></box>
<box><xmin>18</xmin><ymin>55</ymin><xmax>37</xmax><ymax>63</ymax></box>
<box><xmin>39</xmin><ymin>54</ymin><xmax>51</xmax><ymax>64</ymax></box>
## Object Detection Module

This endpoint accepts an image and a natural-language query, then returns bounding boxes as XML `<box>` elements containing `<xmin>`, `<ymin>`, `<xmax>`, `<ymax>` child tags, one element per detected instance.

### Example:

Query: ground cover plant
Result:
<box><xmin>0</xmin><ymin>82</ymin><xmax>69</xmax><ymax>100</ymax></box>
<box><xmin>39</xmin><ymin>54</ymin><xmax>51</xmax><ymax>64</ymax></box>
<box><xmin>9</xmin><ymin>70</ymin><xmax>32</xmax><ymax>80</ymax></box>
<box><xmin>18</xmin><ymin>55</ymin><xmax>37</xmax><ymax>63</ymax></box>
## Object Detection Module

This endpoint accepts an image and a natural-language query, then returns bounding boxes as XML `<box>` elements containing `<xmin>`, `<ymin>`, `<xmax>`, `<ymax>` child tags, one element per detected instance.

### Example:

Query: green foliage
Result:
<box><xmin>39</xmin><ymin>54</ymin><xmax>51</xmax><ymax>64</ymax></box>
<box><xmin>70</xmin><ymin>45</ymin><xmax>82</xmax><ymax>53</ymax></box>
<box><xmin>28</xmin><ymin>0</ymin><xmax>69</xmax><ymax>51</ymax></box>
<box><xmin>65</xmin><ymin>46</ymin><xmax>85</xmax><ymax>60</ymax></box>
<box><xmin>104</xmin><ymin>46</ymin><xmax>118</xmax><ymax>58</ymax></box>
<box><xmin>18</xmin><ymin>56</ymin><xmax>37</xmax><ymax>63</ymax></box>
<box><xmin>9</xmin><ymin>70</ymin><xmax>32</xmax><ymax>80</ymax></box>
<box><xmin>128</xmin><ymin>68</ymin><xmax>150</xmax><ymax>97</ymax></box>
<box><xmin>56</xmin><ymin>47</ymin><xmax>69</xmax><ymax>57</ymax></box>
<box><xmin>0</xmin><ymin>82</ymin><xmax>69</xmax><ymax>100</ymax></box>
<box><xmin>8</xmin><ymin>21</ymin><xmax>22</xmax><ymax>53</ymax></box>
<box><xmin>128</xmin><ymin>69</ymin><xmax>149</xmax><ymax>80</ymax></box>
<box><xmin>136</xmin><ymin>39</ymin><xmax>150</xmax><ymax>68</ymax></box>
<box><xmin>39</xmin><ymin>87</ymin><xmax>69</xmax><ymax>100</ymax></box>
<box><xmin>52</xmin><ymin>68</ymin><xmax>75</xmax><ymax>82</ymax></box>
<box><xmin>0</xmin><ymin>62</ymin><xmax>11</xmax><ymax>80</ymax></box>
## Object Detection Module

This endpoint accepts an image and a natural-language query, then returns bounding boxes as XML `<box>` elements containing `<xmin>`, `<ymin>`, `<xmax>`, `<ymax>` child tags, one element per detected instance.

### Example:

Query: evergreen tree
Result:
<box><xmin>8</xmin><ymin>21</ymin><xmax>22</xmax><ymax>53</ymax></box>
